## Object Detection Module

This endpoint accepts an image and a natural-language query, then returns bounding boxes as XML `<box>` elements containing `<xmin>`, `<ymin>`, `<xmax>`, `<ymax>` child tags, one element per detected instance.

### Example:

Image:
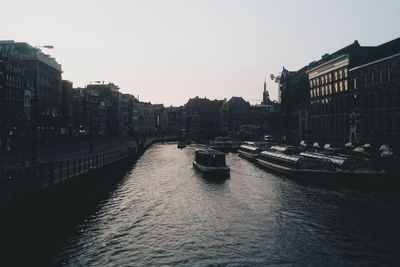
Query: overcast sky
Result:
<box><xmin>1</xmin><ymin>0</ymin><xmax>399</xmax><ymax>106</ymax></box>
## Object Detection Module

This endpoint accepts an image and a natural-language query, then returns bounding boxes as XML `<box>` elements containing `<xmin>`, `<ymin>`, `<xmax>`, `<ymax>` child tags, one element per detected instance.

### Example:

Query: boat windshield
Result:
<box><xmin>195</xmin><ymin>149</ymin><xmax>227</xmax><ymax>167</ymax></box>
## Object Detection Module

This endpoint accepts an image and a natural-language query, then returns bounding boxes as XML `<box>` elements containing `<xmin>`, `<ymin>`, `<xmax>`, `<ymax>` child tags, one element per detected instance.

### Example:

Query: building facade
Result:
<box><xmin>185</xmin><ymin>97</ymin><xmax>229</xmax><ymax>138</ymax></box>
<box><xmin>0</xmin><ymin>41</ymin><xmax>62</xmax><ymax>149</ymax></box>
<box><xmin>279</xmin><ymin>67</ymin><xmax>309</xmax><ymax>143</ymax></box>
<box><xmin>348</xmin><ymin>38</ymin><xmax>400</xmax><ymax>149</ymax></box>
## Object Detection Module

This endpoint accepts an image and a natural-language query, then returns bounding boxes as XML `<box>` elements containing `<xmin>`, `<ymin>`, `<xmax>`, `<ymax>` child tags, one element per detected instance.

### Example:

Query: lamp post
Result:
<box><xmin>32</xmin><ymin>45</ymin><xmax>54</xmax><ymax>164</ymax></box>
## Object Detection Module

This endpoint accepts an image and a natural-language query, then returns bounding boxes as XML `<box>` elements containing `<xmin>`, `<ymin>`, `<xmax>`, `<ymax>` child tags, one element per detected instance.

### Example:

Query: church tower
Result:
<box><xmin>262</xmin><ymin>78</ymin><xmax>270</xmax><ymax>105</ymax></box>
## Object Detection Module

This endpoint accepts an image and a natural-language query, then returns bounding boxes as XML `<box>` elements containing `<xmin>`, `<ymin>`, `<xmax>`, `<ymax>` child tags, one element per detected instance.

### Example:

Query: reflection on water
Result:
<box><xmin>2</xmin><ymin>143</ymin><xmax>400</xmax><ymax>266</ymax></box>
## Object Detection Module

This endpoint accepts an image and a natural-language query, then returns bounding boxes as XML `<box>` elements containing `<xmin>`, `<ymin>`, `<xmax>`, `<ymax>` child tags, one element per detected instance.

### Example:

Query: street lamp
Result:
<box><xmin>32</xmin><ymin>45</ymin><xmax>53</xmax><ymax>164</ymax></box>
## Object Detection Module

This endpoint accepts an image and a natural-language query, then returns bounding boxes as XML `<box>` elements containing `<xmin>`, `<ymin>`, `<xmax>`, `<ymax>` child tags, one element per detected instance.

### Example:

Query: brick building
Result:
<box><xmin>348</xmin><ymin>37</ymin><xmax>400</xmax><ymax>149</ymax></box>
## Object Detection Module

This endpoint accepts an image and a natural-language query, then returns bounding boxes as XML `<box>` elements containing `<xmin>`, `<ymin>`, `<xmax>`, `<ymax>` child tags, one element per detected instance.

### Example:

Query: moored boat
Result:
<box><xmin>256</xmin><ymin>148</ymin><xmax>387</xmax><ymax>183</ymax></box>
<box><xmin>210</xmin><ymin>137</ymin><xmax>242</xmax><ymax>152</ymax></box>
<box><xmin>177</xmin><ymin>141</ymin><xmax>186</xmax><ymax>149</ymax></box>
<box><xmin>193</xmin><ymin>149</ymin><xmax>230</xmax><ymax>175</ymax></box>
<box><xmin>256</xmin><ymin>150</ymin><xmax>336</xmax><ymax>181</ymax></box>
<box><xmin>237</xmin><ymin>141</ymin><xmax>264</xmax><ymax>160</ymax></box>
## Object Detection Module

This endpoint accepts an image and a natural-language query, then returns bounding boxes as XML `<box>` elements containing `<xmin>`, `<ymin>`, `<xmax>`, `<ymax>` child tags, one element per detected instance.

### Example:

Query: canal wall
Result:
<box><xmin>0</xmin><ymin>136</ymin><xmax>178</xmax><ymax>209</ymax></box>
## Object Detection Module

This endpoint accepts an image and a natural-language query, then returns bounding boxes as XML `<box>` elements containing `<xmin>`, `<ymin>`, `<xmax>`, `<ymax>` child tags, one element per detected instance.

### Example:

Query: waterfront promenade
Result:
<box><xmin>0</xmin><ymin>138</ymin><xmax>137</xmax><ymax>167</ymax></box>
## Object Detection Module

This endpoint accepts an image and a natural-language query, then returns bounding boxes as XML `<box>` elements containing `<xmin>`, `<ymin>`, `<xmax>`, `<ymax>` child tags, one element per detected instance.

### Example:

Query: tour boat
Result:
<box><xmin>237</xmin><ymin>141</ymin><xmax>265</xmax><ymax>160</ymax></box>
<box><xmin>256</xmin><ymin>150</ymin><xmax>337</xmax><ymax>181</ymax></box>
<box><xmin>299</xmin><ymin>151</ymin><xmax>347</xmax><ymax>166</ymax></box>
<box><xmin>210</xmin><ymin>137</ymin><xmax>242</xmax><ymax>152</ymax></box>
<box><xmin>193</xmin><ymin>149</ymin><xmax>230</xmax><ymax>175</ymax></box>
<box><xmin>256</xmin><ymin>148</ymin><xmax>387</xmax><ymax>183</ymax></box>
<box><xmin>177</xmin><ymin>141</ymin><xmax>186</xmax><ymax>149</ymax></box>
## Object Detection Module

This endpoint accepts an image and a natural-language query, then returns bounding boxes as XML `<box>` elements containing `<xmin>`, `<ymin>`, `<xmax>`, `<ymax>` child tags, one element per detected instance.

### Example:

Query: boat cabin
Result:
<box><xmin>194</xmin><ymin>149</ymin><xmax>227</xmax><ymax>168</ymax></box>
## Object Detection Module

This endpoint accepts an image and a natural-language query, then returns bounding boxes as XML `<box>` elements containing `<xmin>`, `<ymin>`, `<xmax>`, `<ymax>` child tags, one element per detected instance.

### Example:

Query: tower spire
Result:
<box><xmin>262</xmin><ymin>78</ymin><xmax>269</xmax><ymax>105</ymax></box>
<box><xmin>264</xmin><ymin>77</ymin><xmax>266</xmax><ymax>92</ymax></box>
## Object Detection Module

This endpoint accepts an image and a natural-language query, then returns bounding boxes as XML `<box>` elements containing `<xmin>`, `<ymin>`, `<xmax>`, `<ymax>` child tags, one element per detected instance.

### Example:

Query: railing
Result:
<box><xmin>0</xmin><ymin>135</ymin><xmax>178</xmax><ymax>205</ymax></box>
<box><xmin>0</xmin><ymin>148</ymin><xmax>137</xmax><ymax>204</ymax></box>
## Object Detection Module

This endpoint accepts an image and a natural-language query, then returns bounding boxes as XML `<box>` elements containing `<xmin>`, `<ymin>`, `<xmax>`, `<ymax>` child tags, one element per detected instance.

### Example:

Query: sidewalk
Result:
<box><xmin>0</xmin><ymin>137</ymin><xmax>137</xmax><ymax>167</ymax></box>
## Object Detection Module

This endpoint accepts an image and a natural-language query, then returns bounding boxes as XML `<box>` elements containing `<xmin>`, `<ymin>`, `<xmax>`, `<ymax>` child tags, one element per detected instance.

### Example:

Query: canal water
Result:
<box><xmin>3</xmin><ymin>143</ymin><xmax>400</xmax><ymax>265</ymax></box>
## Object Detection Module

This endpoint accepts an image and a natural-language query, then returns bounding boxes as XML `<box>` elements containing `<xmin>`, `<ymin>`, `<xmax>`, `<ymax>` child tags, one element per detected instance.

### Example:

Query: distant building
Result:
<box><xmin>251</xmin><ymin>79</ymin><xmax>279</xmax><ymax>123</ymax></box>
<box><xmin>152</xmin><ymin>104</ymin><xmax>168</xmax><ymax>134</ymax></box>
<box><xmin>61</xmin><ymin>80</ymin><xmax>73</xmax><ymax>137</ymax></box>
<box><xmin>135</xmin><ymin>101</ymin><xmax>156</xmax><ymax>136</ymax></box>
<box><xmin>165</xmin><ymin>106</ymin><xmax>186</xmax><ymax>134</ymax></box>
<box><xmin>185</xmin><ymin>96</ymin><xmax>229</xmax><ymax>138</ymax></box>
<box><xmin>86</xmin><ymin>82</ymin><xmax>122</xmax><ymax>137</ymax></box>
<box><xmin>227</xmin><ymin>96</ymin><xmax>251</xmax><ymax>133</ymax></box>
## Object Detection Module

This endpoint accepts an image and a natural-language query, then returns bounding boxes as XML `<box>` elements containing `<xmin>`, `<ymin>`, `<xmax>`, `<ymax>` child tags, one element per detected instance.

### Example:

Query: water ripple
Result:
<box><xmin>51</xmin><ymin>143</ymin><xmax>400</xmax><ymax>266</ymax></box>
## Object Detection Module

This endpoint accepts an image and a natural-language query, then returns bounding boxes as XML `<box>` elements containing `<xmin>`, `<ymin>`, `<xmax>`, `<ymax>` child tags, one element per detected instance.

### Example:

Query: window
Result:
<box><xmin>329</xmin><ymin>84</ymin><xmax>332</xmax><ymax>94</ymax></box>
<box><xmin>339</xmin><ymin>69</ymin><xmax>343</xmax><ymax>79</ymax></box>
<box><xmin>344</xmin><ymin>80</ymin><xmax>348</xmax><ymax>91</ymax></box>
<box><xmin>334</xmin><ymin>71</ymin><xmax>338</xmax><ymax>80</ymax></box>
<box><xmin>354</xmin><ymin>78</ymin><xmax>358</xmax><ymax>89</ymax></box>
<box><xmin>328</xmin><ymin>73</ymin><xmax>332</xmax><ymax>82</ymax></box>
<box><xmin>334</xmin><ymin>83</ymin><xmax>338</xmax><ymax>93</ymax></box>
<box><xmin>344</xmin><ymin>68</ymin><xmax>348</xmax><ymax>78</ymax></box>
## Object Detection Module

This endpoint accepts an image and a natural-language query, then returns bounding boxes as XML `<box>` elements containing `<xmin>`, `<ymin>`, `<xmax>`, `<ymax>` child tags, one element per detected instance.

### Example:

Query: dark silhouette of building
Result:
<box><xmin>348</xmin><ymin>37</ymin><xmax>400</xmax><ymax>149</ymax></box>
<box><xmin>185</xmin><ymin>96</ymin><xmax>229</xmax><ymax>138</ymax></box>
<box><xmin>279</xmin><ymin>66</ymin><xmax>309</xmax><ymax>143</ymax></box>
<box><xmin>0</xmin><ymin>41</ymin><xmax>62</xmax><ymax>149</ymax></box>
<box><xmin>227</xmin><ymin>96</ymin><xmax>251</xmax><ymax>133</ymax></box>
<box><xmin>85</xmin><ymin>82</ymin><xmax>122</xmax><ymax>137</ymax></box>
<box><xmin>165</xmin><ymin>106</ymin><xmax>186</xmax><ymax>134</ymax></box>
<box><xmin>61</xmin><ymin>80</ymin><xmax>73</xmax><ymax>137</ymax></box>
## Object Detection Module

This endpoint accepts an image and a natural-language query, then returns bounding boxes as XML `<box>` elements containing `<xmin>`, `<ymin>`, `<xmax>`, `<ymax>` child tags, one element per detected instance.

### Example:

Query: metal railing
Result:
<box><xmin>0</xmin><ymin>147</ymin><xmax>137</xmax><ymax>203</ymax></box>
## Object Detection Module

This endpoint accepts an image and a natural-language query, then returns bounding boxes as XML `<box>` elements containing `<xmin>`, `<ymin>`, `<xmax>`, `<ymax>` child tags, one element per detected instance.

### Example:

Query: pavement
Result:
<box><xmin>0</xmin><ymin>137</ymin><xmax>138</xmax><ymax>168</ymax></box>
<box><xmin>0</xmin><ymin>135</ymin><xmax>178</xmax><ymax>168</ymax></box>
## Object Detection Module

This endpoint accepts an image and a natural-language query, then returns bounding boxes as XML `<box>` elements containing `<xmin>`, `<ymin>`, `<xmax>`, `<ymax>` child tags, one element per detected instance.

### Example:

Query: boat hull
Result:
<box><xmin>256</xmin><ymin>157</ymin><xmax>387</xmax><ymax>185</ymax></box>
<box><xmin>237</xmin><ymin>149</ymin><xmax>258</xmax><ymax>161</ymax></box>
<box><xmin>193</xmin><ymin>161</ymin><xmax>230</xmax><ymax>175</ymax></box>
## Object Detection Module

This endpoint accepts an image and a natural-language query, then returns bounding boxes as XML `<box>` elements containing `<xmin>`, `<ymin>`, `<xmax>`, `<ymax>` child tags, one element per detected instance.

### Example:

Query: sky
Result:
<box><xmin>1</xmin><ymin>0</ymin><xmax>399</xmax><ymax>106</ymax></box>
